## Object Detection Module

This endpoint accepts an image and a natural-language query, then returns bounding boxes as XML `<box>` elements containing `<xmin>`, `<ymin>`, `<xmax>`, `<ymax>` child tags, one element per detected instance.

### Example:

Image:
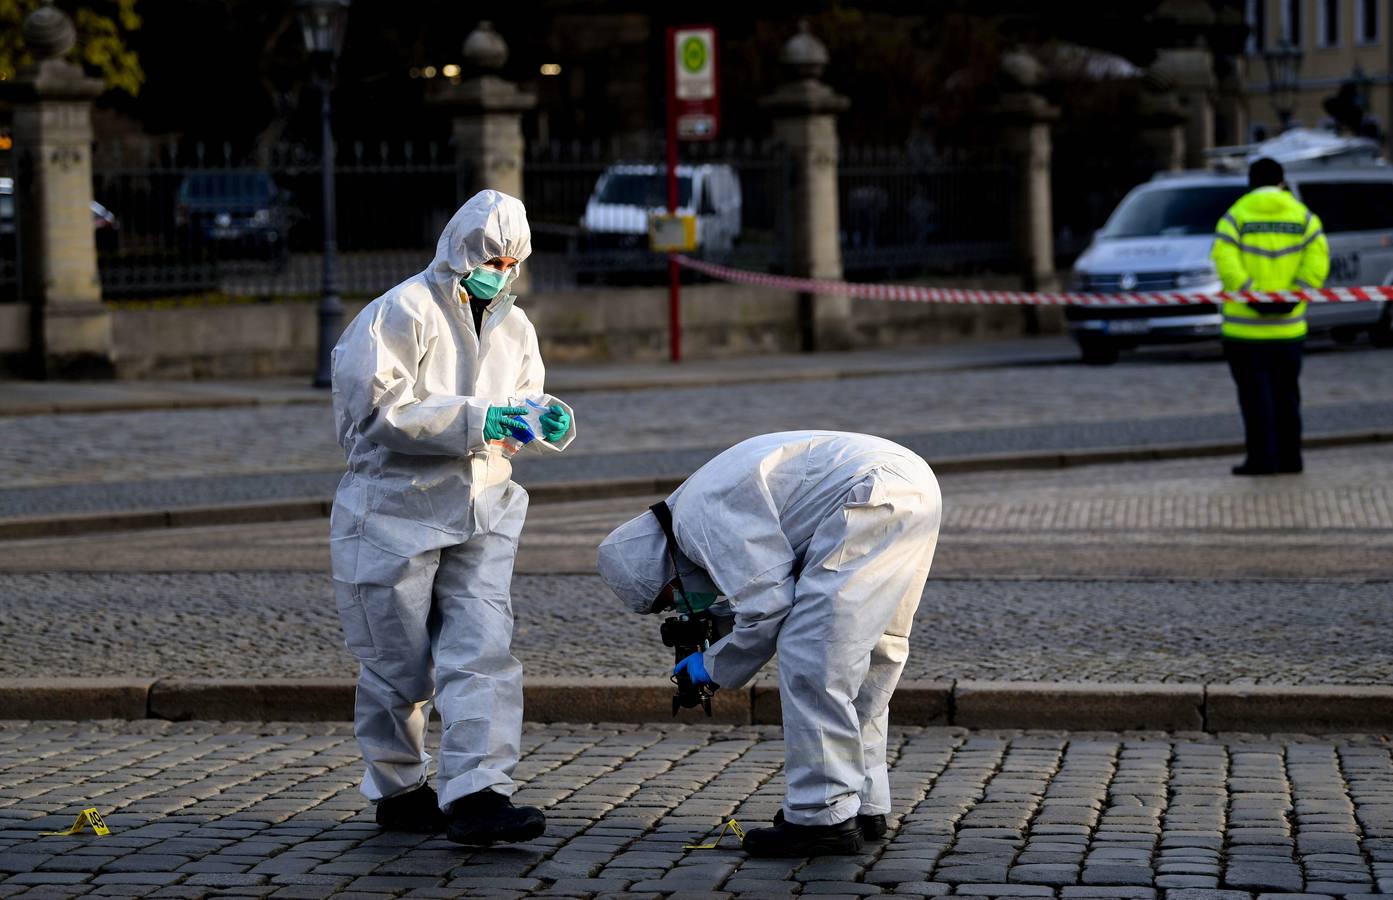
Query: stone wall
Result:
<box><xmin>0</xmin><ymin>279</ymin><xmax>1063</xmax><ymax>379</ymax></box>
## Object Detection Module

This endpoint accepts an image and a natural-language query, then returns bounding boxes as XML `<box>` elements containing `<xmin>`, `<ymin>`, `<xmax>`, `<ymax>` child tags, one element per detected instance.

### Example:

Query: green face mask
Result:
<box><xmin>462</xmin><ymin>266</ymin><xmax>508</xmax><ymax>300</ymax></box>
<box><xmin>676</xmin><ymin>590</ymin><xmax>718</xmax><ymax>613</ymax></box>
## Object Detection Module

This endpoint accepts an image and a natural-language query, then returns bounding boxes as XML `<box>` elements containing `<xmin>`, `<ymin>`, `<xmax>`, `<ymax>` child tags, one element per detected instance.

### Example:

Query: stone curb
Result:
<box><xmin>4</xmin><ymin>678</ymin><xmax>1393</xmax><ymax>733</ymax></box>
<box><xmin>0</xmin><ymin>477</ymin><xmax>678</xmax><ymax>541</ymax></box>
<box><xmin>2</xmin><ymin>429</ymin><xmax>1388</xmax><ymax>541</ymax></box>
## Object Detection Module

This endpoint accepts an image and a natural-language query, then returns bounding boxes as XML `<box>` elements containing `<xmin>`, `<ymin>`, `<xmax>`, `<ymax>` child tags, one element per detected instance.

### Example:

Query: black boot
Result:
<box><xmin>774</xmin><ymin>808</ymin><xmax>887</xmax><ymax>840</ymax></box>
<box><xmin>742</xmin><ymin>816</ymin><xmax>863</xmax><ymax>857</ymax></box>
<box><xmin>1232</xmin><ymin>463</ymin><xmax>1277</xmax><ymax>476</ymax></box>
<box><xmin>374</xmin><ymin>783</ymin><xmax>446</xmax><ymax>834</ymax></box>
<box><xmin>856</xmin><ymin>814</ymin><xmax>888</xmax><ymax>840</ymax></box>
<box><xmin>446</xmin><ymin>790</ymin><xmax>546</xmax><ymax>846</ymax></box>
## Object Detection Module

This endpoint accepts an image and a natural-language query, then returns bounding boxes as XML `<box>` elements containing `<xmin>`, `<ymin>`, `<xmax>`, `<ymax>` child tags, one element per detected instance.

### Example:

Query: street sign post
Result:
<box><xmin>664</xmin><ymin>24</ymin><xmax>719</xmax><ymax>364</ymax></box>
<box><xmin>673</xmin><ymin>26</ymin><xmax>719</xmax><ymax>140</ymax></box>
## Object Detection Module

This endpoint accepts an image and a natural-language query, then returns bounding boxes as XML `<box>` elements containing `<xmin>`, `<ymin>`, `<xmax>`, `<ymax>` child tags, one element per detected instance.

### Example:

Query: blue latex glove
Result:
<box><xmin>540</xmin><ymin>404</ymin><xmax>571</xmax><ymax>442</ymax></box>
<box><xmin>484</xmin><ymin>405</ymin><xmax>529</xmax><ymax>441</ymax></box>
<box><xmin>673</xmin><ymin>652</ymin><xmax>715</xmax><ymax>687</ymax></box>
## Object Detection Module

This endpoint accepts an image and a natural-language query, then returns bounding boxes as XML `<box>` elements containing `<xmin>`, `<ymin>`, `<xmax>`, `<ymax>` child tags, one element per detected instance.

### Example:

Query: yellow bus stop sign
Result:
<box><xmin>649</xmin><ymin>213</ymin><xmax>696</xmax><ymax>252</ymax></box>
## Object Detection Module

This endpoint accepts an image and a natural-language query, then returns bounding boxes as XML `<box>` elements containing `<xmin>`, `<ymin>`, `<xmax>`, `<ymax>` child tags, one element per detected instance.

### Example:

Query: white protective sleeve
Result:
<box><xmin>339</xmin><ymin>299</ymin><xmax>490</xmax><ymax>457</ymax></box>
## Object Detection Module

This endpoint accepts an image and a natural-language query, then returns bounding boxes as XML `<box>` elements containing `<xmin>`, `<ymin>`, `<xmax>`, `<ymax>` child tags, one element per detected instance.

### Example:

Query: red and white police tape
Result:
<box><xmin>672</xmin><ymin>255</ymin><xmax>1393</xmax><ymax>307</ymax></box>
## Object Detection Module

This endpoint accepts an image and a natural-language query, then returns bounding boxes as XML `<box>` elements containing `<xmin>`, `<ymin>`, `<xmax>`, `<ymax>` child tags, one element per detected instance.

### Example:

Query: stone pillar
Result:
<box><xmin>430</xmin><ymin>21</ymin><xmax>536</xmax><ymax>204</ymax></box>
<box><xmin>1214</xmin><ymin>58</ymin><xmax>1249</xmax><ymax>147</ymax></box>
<box><xmin>1210</xmin><ymin>3</ymin><xmax>1251</xmax><ymax>147</ymax></box>
<box><xmin>759</xmin><ymin>21</ymin><xmax>851</xmax><ymax>352</ymax></box>
<box><xmin>1149</xmin><ymin>0</ymin><xmax>1218</xmax><ymax>168</ymax></box>
<box><xmin>1139</xmin><ymin>82</ymin><xmax>1189</xmax><ymax>173</ymax></box>
<box><xmin>994</xmin><ymin>50</ymin><xmax>1060</xmax><ymax>295</ymax></box>
<box><xmin>0</xmin><ymin>1</ymin><xmax>112</xmax><ymax>377</ymax></box>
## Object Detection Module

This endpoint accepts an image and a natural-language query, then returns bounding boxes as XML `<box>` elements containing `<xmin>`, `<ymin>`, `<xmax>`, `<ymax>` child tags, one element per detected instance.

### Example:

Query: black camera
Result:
<box><xmin>660</xmin><ymin>612</ymin><xmax>716</xmax><ymax>717</ymax></box>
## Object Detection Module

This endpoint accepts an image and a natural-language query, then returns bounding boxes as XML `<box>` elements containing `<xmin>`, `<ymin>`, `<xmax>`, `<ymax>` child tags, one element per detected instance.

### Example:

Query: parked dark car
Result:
<box><xmin>174</xmin><ymin>170</ymin><xmax>294</xmax><ymax>262</ymax></box>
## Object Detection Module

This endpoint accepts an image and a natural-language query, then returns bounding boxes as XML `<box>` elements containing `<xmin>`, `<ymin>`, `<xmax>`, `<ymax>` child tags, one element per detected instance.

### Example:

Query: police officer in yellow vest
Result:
<box><xmin>1211</xmin><ymin>157</ymin><xmax>1329</xmax><ymax>476</ymax></box>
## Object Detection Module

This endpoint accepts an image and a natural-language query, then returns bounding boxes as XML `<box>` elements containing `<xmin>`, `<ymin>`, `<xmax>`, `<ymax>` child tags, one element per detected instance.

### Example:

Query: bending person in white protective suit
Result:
<box><xmin>596</xmin><ymin>431</ymin><xmax>940</xmax><ymax>857</ymax></box>
<box><xmin>330</xmin><ymin>189</ymin><xmax>575</xmax><ymax>845</ymax></box>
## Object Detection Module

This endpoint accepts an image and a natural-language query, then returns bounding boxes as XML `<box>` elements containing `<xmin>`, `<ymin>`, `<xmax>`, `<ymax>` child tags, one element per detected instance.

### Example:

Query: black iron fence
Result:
<box><xmin>1052</xmin><ymin>148</ymin><xmax>1157</xmax><ymax>264</ymax></box>
<box><xmin>839</xmin><ymin>145</ymin><xmax>1018</xmax><ymax>279</ymax></box>
<box><xmin>91</xmin><ymin>140</ymin><xmax>465</xmax><ymax>299</ymax></box>
<box><xmin>23</xmin><ymin>137</ymin><xmax>1051</xmax><ymax>303</ymax></box>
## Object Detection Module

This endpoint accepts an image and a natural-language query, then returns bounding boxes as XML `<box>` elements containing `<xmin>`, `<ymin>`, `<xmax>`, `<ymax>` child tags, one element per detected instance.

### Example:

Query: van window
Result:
<box><xmin>1100</xmin><ymin>185</ymin><xmax>1248</xmax><ymax>239</ymax></box>
<box><xmin>1296</xmin><ymin>181</ymin><xmax>1393</xmax><ymax>233</ymax></box>
<box><xmin>597</xmin><ymin>174</ymin><xmax>693</xmax><ymax>208</ymax></box>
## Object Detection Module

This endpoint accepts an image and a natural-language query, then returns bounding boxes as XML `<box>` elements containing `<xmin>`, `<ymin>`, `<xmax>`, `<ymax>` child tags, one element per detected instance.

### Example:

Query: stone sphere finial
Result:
<box><xmin>22</xmin><ymin>0</ymin><xmax>77</xmax><ymax>61</ymax></box>
<box><xmin>999</xmin><ymin>48</ymin><xmax>1043</xmax><ymax>90</ymax></box>
<box><xmin>462</xmin><ymin>20</ymin><xmax>508</xmax><ymax>71</ymax></box>
<box><xmin>780</xmin><ymin>19</ymin><xmax>829</xmax><ymax>80</ymax></box>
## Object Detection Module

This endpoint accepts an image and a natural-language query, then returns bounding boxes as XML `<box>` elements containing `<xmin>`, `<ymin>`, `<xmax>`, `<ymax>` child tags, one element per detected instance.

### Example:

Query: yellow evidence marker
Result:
<box><xmin>40</xmin><ymin>808</ymin><xmax>110</xmax><ymax>837</ymax></box>
<box><xmin>684</xmin><ymin>818</ymin><xmax>745</xmax><ymax>850</ymax></box>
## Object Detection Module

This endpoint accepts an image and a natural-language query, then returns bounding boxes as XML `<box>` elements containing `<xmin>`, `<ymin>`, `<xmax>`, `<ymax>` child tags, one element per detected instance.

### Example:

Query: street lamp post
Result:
<box><xmin>297</xmin><ymin>0</ymin><xmax>350</xmax><ymax>388</ymax></box>
<box><xmin>1263</xmin><ymin>39</ymin><xmax>1303</xmax><ymax>131</ymax></box>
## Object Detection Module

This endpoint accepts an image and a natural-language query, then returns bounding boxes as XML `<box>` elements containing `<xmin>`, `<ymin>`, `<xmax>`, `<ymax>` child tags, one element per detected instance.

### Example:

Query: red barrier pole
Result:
<box><xmin>665</xmin><ymin>27</ymin><xmax>681</xmax><ymax>364</ymax></box>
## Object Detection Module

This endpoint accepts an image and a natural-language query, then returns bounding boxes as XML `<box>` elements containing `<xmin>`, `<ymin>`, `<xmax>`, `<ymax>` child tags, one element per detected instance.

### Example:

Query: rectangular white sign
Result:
<box><xmin>674</xmin><ymin>28</ymin><xmax>715</xmax><ymax>101</ymax></box>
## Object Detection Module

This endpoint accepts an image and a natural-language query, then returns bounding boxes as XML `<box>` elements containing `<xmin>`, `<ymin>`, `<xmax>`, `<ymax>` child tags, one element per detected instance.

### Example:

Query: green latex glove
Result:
<box><xmin>484</xmin><ymin>405</ymin><xmax>529</xmax><ymax>441</ymax></box>
<box><xmin>540</xmin><ymin>404</ymin><xmax>571</xmax><ymax>442</ymax></box>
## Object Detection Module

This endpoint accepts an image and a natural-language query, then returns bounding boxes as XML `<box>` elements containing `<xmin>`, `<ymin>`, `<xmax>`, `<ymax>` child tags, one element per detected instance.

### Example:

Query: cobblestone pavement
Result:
<box><xmin>2</xmin><ymin>343</ymin><xmax>1390</xmax><ymax>501</ymax></box>
<box><xmin>1</xmin><ymin>446</ymin><xmax>1389</xmax><ymax>684</ymax></box>
<box><xmin>1</xmin><ymin>720</ymin><xmax>1393</xmax><ymax>898</ymax></box>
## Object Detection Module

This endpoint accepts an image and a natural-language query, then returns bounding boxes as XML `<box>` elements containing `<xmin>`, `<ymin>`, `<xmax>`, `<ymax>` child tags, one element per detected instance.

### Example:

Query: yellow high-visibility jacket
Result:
<box><xmin>1211</xmin><ymin>186</ymin><xmax>1329</xmax><ymax>341</ymax></box>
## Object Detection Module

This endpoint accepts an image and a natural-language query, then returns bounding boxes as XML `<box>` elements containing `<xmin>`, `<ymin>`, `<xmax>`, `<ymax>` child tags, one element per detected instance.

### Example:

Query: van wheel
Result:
<box><xmin>1370</xmin><ymin>313</ymin><xmax>1393</xmax><ymax>348</ymax></box>
<box><xmin>1078</xmin><ymin>337</ymin><xmax>1120</xmax><ymax>366</ymax></box>
<box><xmin>1331</xmin><ymin>325</ymin><xmax>1360</xmax><ymax>345</ymax></box>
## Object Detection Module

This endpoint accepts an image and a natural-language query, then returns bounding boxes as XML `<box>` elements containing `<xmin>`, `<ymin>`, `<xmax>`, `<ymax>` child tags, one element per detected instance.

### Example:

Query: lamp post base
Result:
<box><xmin>313</xmin><ymin>293</ymin><xmax>343</xmax><ymax>388</ymax></box>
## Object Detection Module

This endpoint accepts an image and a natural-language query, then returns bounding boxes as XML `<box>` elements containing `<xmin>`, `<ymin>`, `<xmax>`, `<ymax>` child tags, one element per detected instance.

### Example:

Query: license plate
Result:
<box><xmin>1102</xmin><ymin>320</ymin><xmax>1149</xmax><ymax>335</ymax></box>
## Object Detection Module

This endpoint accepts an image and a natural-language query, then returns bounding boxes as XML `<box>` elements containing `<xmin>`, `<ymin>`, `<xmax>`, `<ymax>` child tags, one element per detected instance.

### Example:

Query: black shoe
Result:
<box><xmin>1232</xmin><ymin>464</ymin><xmax>1278</xmax><ymax>476</ymax></box>
<box><xmin>446</xmin><ymin>790</ymin><xmax>546</xmax><ymax>846</ymax></box>
<box><xmin>1277</xmin><ymin>463</ymin><xmax>1304</xmax><ymax>474</ymax></box>
<box><xmin>375</xmin><ymin>784</ymin><xmax>446</xmax><ymax>834</ymax></box>
<box><xmin>742</xmin><ymin>817</ymin><xmax>864</xmax><ymax>857</ymax></box>
<box><xmin>857</xmin><ymin>814</ymin><xmax>888</xmax><ymax>840</ymax></box>
<box><xmin>774</xmin><ymin>808</ymin><xmax>887</xmax><ymax>840</ymax></box>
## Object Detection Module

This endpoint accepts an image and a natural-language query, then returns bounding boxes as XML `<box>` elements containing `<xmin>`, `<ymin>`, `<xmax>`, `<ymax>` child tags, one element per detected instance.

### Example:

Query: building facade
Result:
<box><xmin>1242</xmin><ymin>0</ymin><xmax>1391</xmax><ymax>140</ymax></box>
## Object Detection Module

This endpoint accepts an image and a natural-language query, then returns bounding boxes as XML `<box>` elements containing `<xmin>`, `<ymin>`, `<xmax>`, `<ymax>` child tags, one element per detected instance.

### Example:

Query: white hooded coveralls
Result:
<box><xmin>596</xmin><ymin>431</ymin><xmax>941</xmax><ymax>826</ymax></box>
<box><xmin>330</xmin><ymin>190</ymin><xmax>574</xmax><ymax>809</ymax></box>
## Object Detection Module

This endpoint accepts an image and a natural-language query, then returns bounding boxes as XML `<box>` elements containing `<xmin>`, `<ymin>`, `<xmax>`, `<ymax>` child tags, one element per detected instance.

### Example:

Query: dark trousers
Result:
<box><xmin>1223</xmin><ymin>339</ymin><xmax>1303</xmax><ymax>472</ymax></box>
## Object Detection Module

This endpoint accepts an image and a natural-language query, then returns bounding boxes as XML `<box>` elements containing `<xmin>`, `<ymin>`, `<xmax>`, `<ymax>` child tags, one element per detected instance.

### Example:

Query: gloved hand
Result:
<box><xmin>540</xmin><ymin>404</ymin><xmax>571</xmax><ymax>442</ymax></box>
<box><xmin>484</xmin><ymin>405</ymin><xmax>529</xmax><ymax>441</ymax></box>
<box><xmin>673</xmin><ymin>652</ymin><xmax>715</xmax><ymax>687</ymax></box>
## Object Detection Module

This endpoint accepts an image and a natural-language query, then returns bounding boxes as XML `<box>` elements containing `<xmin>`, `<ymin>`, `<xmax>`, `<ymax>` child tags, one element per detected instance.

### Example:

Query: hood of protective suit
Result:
<box><xmin>428</xmin><ymin>189</ymin><xmax>533</xmax><ymax>298</ymax></box>
<box><xmin>596</xmin><ymin>510</ymin><xmax>675</xmax><ymax>615</ymax></box>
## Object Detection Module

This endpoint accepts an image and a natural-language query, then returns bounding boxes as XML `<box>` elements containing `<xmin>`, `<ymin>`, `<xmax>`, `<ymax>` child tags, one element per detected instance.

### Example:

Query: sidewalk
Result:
<box><xmin>0</xmin><ymin>339</ymin><xmax>1078</xmax><ymax>417</ymax></box>
<box><xmin>1</xmin><ymin>719</ymin><xmax>1391</xmax><ymax>899</ymax></box>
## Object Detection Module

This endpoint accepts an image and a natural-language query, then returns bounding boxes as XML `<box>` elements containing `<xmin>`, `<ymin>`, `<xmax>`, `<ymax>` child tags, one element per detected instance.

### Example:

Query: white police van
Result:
<box><xmin>578</xmin><ymin>162</ymin><xmax>743</xmax><ymax>254</ymax></box>
<box><xmin>1067</xmin><ymin>130</ymin><xmax>1393</xmax><ymax>364</ymax></box>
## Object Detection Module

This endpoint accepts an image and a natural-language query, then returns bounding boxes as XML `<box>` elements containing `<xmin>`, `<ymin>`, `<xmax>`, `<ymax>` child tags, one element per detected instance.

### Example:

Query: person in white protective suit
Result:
<box><xmin>596</xmin><ymin>431</ymin><xmax>941</xmax><ymax>857</ymax></box>
<box><xmin>330</xmin><ymin>189</ymin><xmax>575</xmax><ymax>845</ymax></box>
